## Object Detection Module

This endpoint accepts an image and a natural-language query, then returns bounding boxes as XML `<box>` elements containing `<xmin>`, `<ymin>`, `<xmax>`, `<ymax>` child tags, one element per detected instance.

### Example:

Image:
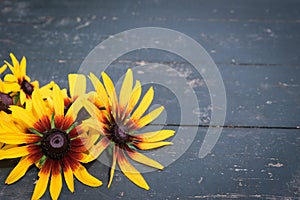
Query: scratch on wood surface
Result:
<box><xmin>267</xmin><ymin>162</ymin><xmax>284</xmax><ymax>168</ymax></box>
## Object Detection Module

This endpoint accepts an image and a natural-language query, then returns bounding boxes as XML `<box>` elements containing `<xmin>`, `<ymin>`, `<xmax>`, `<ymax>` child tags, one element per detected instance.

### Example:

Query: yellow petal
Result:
<box><xmin>123</xmin><ymin>80</ymin><xmax>141</xmax><ymax>119</ymax></box>
<box><xmin>6</xmin><ymin>53</ymin><xmax>18</xmax><ymax>75</ymax></box>
<box><xmin>52</xmin><ymin>84</ymin><xmax>64</xmax><ymax>116</ymax></box>
<box><xmin>0</xmin><ymin>64</ymin><xmax>7</xmax><ymax>74</ymax></box>
<box><xmin>0</xmin><ymin>145</ymin><xmax>30</xmax><ymax>159</ymax></box>
<box><xmin>87</xmin><ymin>128</ymin><xmax>102</xmax><ymax>144</ymax></box>
<box><xmin>32</xmin><ymin>80</ymin><xmax>39</xmax><ymax>88</ymax></box>
<box><xmin>20</xmin><ymin>56</ymin><xmax>27</xmax><ymax>77</ymax></box>
<box><xmin>130</xmin><ymin>87</ymin><xmax>154</xmax><ymax>121</ymax></box>
<box><xmin>63</xmin><ymin>162</ymin><xmax>74</xmax><ymax>192</ymax></box>
<box><xmin>88</xmin><ymin>91</ymin><xmax>102</xmax><ymax>109</ymax></box>
<box><xmin>82</xmin><ymin>99</ymin><xmax>100</xmax><ymax>119</ymax></box>
<box><xmin>25</xmin><ymin>98</ymin><xmax>33</xmax><ymax>110</ymax></box>
<box><xmin>73</xmin><ymin>164</ymin><xmax>102</xmax><ymax>187</ymax></box>
<box><xmin>6</xmin><ymin>155</ymin><xmax>34</xmax><ymax>184</ymax></box>
<box><xmin>118</xmin><ymin>150</ymin><xmax>149</xmax><ymax>190</ymax></box>
<box><xmin>65</xmin><ymin>94</ymin><xmax>84</xmax><ymax>120</ymax></box>
<box><xmin>119</xmin><ymin>69</ymin><xmax>133</xmax><ymax>110</ymax></box>
<box><xmin>126</xmin><ymin>150</ymin><xmax>163</xmax><ymax>170</ymax></box>
<box><xmin>134</xmin><ymin>106</ymin><xmax>164</xmax><ymax>129</ymax></box>
<box><xmin>0</xmin><ymin>120</ymin><xmax>22</xmax><ymax>133</ymax></box>
<box><xmin>32</xmin><ymin>90</ymin><xmax>48</xmax><ymax>119</ymax></box>
<box><xmin>20</xmin><ymin>90</ymin><xmax>26</xmax><ymax>105</ymax></box>
<box><xmin>0</xmin><ymin>133</ymin><xmax>39</xmax><ymax>144</ymax></box>
<box><xmin>39</xmin><ymin>81</ymin><xmax>55</xmax><ymax>98</ymax></box>
<box><xmin>1</xmin><ymin>144</ymin><xmax>17</xmax><ymax>150</ymax></box>
<box><xmin>68</xmin><ymin>74</ymin><xmax>86</xmax><ymax>98</ymax></box>
<box><xmin>135</xmin><ymin>141</ymin><xmax>173</xmax><ymax>150</ymax></box>
<box><xmin>89</xmin><ymin>73</ymin><xmax>109</xmax><ymax>109</ymax></box>
<box><xmin>82</xmin><ymin>118</ymin><xmax>102</xmax><ymax>132</ymax></box>
<box><xmin>4</xmin><ymin>61</ymin><xmax>15</xmax><ymax>75</ymax></box>
<box><xmin>32</xmin><ymin>159</ymin><xmax>52</xmax><ymax>200</ymax></box>
<box><xmin>83</xmin><ymin>137</ymin><xmax>110</xmax><ymax>163</ymax></box>
<box><xmin>4</xmin><ymin>74</ymin><xmax>17</xmax><ymax>82</ymax></box>
<box><xmin>102</xmin><ymin>72</ymin><xmax>118</xmax><ymax>114</ymax></box>
<box><xmin>10</xmin><ymin>53</ymin><xmax>19</xmax><ymax>69</ymax></box>
<box><xmin>81</xmin><ymin>99</ymin><xmax>108</xmax><ymax>125</ymax></box>
<box><xmin>134</xmin><ymin>130</ymin><xmax>175</xmax><ymax>142</ymax></box>
<box><xmin>50</xmin><ymin>161</ymin><xmax>62</xmax><ymax>200</ymax></box>
<box><xmin>108</xmin><ymin>145</ymin><xmax>118</xmax><ymax>188</ymax></box>
<box><xmin>10</xmin><ymin>105</ymin><xmax>36</xmax><ymax>127</ymax></box>
<box><xmin>3</xmin><ymin>83</ymin><xmax>20</xmax><ymax>93</ymax></box>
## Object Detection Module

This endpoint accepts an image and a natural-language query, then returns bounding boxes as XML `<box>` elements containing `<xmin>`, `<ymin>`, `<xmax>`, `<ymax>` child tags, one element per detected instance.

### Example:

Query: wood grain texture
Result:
<box><xmin>0</xmin><ymin>0</ymin><xmax>299</xmax><ymax>199</ymax></box>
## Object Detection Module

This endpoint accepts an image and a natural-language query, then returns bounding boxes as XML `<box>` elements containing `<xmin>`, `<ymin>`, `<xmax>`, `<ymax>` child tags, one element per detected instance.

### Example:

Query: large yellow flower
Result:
<box><xmin>0</xmin><ymin>84</ymin><xmax>102</xmax><ymax>200</ymax></box>
<box><xmin>83</xmin><ymin>69</ymin><xmax>174</xmax><ymax>190</ymax></box>
<box><xmin>3</xmin><ymin>53</ymin><xmax>39</xmax><ymax>109</ymax></box>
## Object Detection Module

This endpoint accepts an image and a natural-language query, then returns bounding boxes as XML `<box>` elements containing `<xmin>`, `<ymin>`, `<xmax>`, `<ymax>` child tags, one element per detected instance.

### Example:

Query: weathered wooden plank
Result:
<box><xmin>1</xmin><ymin>19</ymin><xmax>300</xmax><ymax>65</ymax></box>
<box><xmin>0</xmin><ymin>127</ymin><xmax>299</xmax><ymax>199</ymax></box>
<box><xmin>0</xmin><ymin>0</ymin><xmax>300</xmax><ymax>65</ymax></box>
<box><xmin>103</xmin><ymin>63</ymin><xmax>300</xmax><ymax>128</ymax></box>
<box><xmin>16</xmin><ymin>59</ymin><xmax>299</xmax><ymax>127</ymax></box>
<box><xmin>0</xmin><ymin>0</ymin><xmax>299</xmax><ymax>199</ymax></box>
<box><xmin>1</xmin><ymin>0</ymin><xmax>300</xmax><ymax>21</ymax></box>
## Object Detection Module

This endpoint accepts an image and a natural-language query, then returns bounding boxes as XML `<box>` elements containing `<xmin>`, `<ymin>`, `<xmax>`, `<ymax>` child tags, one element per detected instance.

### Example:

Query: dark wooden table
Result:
<box><xmin>0</xmin><ymin>0</ymin><xmax>299</xmax><ymax>199</ymax></box>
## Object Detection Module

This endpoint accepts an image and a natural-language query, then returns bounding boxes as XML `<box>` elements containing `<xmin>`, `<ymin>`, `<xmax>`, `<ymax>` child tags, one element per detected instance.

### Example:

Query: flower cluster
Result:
<box><xmin>0</xmin><ymin>54</ymin><xmax>174</xmax><ymax>200</ymax></box>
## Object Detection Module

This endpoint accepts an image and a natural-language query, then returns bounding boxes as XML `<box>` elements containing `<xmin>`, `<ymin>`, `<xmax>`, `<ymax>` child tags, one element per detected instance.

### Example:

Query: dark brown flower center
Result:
<box><xmin>110</xmin><ymin>124</ymin><xmax>130</xmax><ymax>144</ymax></box>
<box><xmin>21</xmin><ymin>80</ymin><xmax>34</xmax><ymax>95</ymax></box>
<box><xmin>0</xmin><ymin>92</ymin><xmax>13</xmax><ymax>114</ymax></box>
<box><xmin>41</xmin><ymin>128</ymin><xmax>70</xmax><ymax>160</ymax></box>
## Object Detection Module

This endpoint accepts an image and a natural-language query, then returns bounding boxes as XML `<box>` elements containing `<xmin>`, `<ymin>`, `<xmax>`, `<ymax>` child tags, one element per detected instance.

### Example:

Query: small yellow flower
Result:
<box><xmin>3</xmin><ymin>53</ymin><xmax>39</xmax><ymax>109</ymax></box>
<box><xmin>83</xmin><ymin>69</ymin><xmax>174</xmax><ymax>190</ymax></box>
<box><xmin>0</xmin><ymin>84</ymin><xmax>102</xmax><ymax>200</ymax></box>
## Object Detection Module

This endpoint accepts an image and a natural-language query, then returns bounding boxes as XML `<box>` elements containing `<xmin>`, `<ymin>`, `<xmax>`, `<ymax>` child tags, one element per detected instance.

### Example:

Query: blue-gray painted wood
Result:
<box><xmin>0</xmin><ymin>0</ymin><xmax>299</xmax><ymax>199</ymax></box>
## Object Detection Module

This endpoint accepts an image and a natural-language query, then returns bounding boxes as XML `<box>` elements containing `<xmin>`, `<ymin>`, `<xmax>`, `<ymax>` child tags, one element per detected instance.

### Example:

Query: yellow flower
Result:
<box><xmin>0</xmin><ymin>84</ymin><xmax>102</xmax><ymax>200</ymax></box>
<box><xmin>83</xmin><ymin>69</ymin><xmax>174</xmax><ymax>190</ymax></box>
<box><xmin>3</xmin><ymin>53</ymin><xmax>39</xmax><ymax>109</ymax></box>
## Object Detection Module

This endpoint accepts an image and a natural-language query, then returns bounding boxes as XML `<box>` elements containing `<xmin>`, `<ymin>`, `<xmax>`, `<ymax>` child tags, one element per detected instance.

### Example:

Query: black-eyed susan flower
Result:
<box><xmin>3</xmin><ymin>53</ymin><xmax>39</xmax><ymax>109</ymax></box>
<box><xmin>82</xmin><ymin>69</ymin><xmax>175</xmax><ymax>190</ymax></box>
<box><xmin>0</xmin><ymin>84</ymin><xmax>102</xmax><ymax>200</ymax></box>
